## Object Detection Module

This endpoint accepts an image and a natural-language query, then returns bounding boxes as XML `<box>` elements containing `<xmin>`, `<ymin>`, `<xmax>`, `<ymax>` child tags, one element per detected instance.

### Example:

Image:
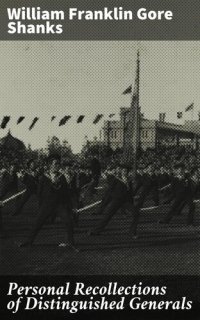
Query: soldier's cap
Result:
<box><xmin>47</xmin><ymin>154</ymin><xmax>61</xmax><ymax>163</ymax></box>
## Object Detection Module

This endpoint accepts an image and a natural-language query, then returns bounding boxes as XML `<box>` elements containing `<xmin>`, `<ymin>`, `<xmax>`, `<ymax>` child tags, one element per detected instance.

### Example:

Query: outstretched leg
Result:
<box><xmin>187</xmin><ymin>200</ymin><xmax>195</xmax><ymax>226</ymax></box>
<box><xmin>0</xmin><ymin>208</ymin><xmax>6</xmax><ymax>238</ymax></box>
<box><xmin>160</xmin><ymin>198</ymin><xmax>186</xmax><ymax>224</ymax></box>
<box><xmin>20</xmin><ymin>205</ymin><xmax>54</xmax><ymax>246</ymax></box>
<box><xmin>13</xmin><ymin>190</ymin><xmax>32</xmax><ymax>216</ymax></box>
<box><xmin>59</xmin><ymin>205</ymin><xmax>75</xmax><ymax>246</ymax></box>
<box><xmin>90</xmin><ymin>199</ymin><xmax>122</xmax><ymax>235</ymax></box>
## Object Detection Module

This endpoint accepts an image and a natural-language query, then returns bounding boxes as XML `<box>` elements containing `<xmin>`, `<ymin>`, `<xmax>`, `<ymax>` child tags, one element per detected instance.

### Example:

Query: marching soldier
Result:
<box><xmin>71</xmin><ymin>164</ymin><xmax>87</xmax><ymax>209</ymax></box>
<box><xmin>88</xmin><ymin>165</ymin><xmax>131</xmax><ymax>235</ymax></box>
<box><xmin>20</xmin><ymin>154</ymin><xmax>77</xmax><ymax>251</ymax></box>
<box><xmin>130</xmin><ymin>162</ymin><xmax>159</xmax><ymax>238</ymax></box>
<box><xmin>7</xmin><ymin>162</ymin><xmax>18</xmax><ymax>194</ymax></box>
<box><xmin>13</xmin><ymin>159</ymin><xmax>39</xmax><ymax>216</ymax></box>
<box><xmin>159</xmin><ymin>164</ymin><xmax>200</xmax><ymax>225</ymax></box>
<box><xmin>0</xmin><ymin>164</ymin><xmax>18</xmax><ymax>237</ymax></box>
<box><xmin>90</xmin><ymin>156</ymin><xmax>101</xmax><ymax>194</ymax></box>
<box><xmin>158</xmin><ymin>165</ymin><xmax>171</xmax><ymax>189</ymax></box>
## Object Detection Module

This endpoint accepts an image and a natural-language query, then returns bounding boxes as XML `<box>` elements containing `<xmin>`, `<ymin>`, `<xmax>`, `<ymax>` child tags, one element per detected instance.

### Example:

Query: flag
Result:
<box><xmin>59</xmin><ymin>116</ymin><xmax>71</xmax><ymax>126</ymax></box>
<box><xmin>177</xmin><ymin>112</ymin><xmax>183</xmax><ymax>119</ymax></box>
<box><xmin>185</xmin><ymin>102</ymin><xmax>194</xmax><ymax>112</ymax></box>
<box><xmin>17</xmin><ymin>116</ymin><xmax>25</xmax><ymax>125</ymax></box>
<box><xmin>51</xmin><ymin>116</ymin><xmax>56</xmax><ymax>122</ymax></box>
<box><xmin>93</xmin><ymin>114</ymin><xmax>103</xmax><ymax>124</ymax></box>
<box><xmin>77</xmin><ymin>115</ymin><xmax>85</xmax><ymax>123</ymax></box>
<box><xmin>29</xmin><ymin>117</ymin><xmax>39</xmax><ymax>130</ymax></box>
<box><xmin>109</xmin><ymin>114</ymin><xmax>115</xmax><ymax>118</ymax></box>
<box><xmin>123</xmin><ymin>85</ymin><xmax>132</xmax><ymax>95</ymax></box>
<box><xmin>159</xmin><ymin>113</ymin><xmax>166</xmax><ymax>122</ymax></box>
<box><xmin>1</xmin><ymin>116</ymin><xmax>10</xmax><ymax>129</ymax></box>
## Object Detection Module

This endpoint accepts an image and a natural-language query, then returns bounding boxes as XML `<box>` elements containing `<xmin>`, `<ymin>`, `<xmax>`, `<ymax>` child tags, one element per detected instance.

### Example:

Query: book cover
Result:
<box><xmin>0</xmin><ymin>1</ymin><xmax>199</xmax><ymax>319</ymax></box>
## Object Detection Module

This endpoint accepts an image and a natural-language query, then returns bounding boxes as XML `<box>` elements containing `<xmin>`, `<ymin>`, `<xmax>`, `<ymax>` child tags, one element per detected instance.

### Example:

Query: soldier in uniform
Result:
<box><xmin>90</xmin><ymin>156</ymin><xmax>101</xmax><ymax>193</ymax></box>
<box><xmin>158</xmin><ymin>165</ymin><xmax>171</xmax><ymax>189</ymax></box>
<box><xmin>7</xmin><ymin>162</ymin><xmax>18</xmax><ymax>194</ymax></box>
<box><xmin>20</xmin><ymin>154</ymin><xmax>77</xmax><ymax>250</ymax></box>
<box><xmin>0</xmin><ymin>167</ymin><xmax>7</xmax><ymax>238</ymax></box>
<box><xmin>13</xmin><ymin>159</ymin><xmax>39</xmax><ymax>216</ymax></box>
<box><xmin>71</xmin><ymin>164</ymin><xmax>89</xmax><ymax>209</ymax></box>
<box><xmin>159</xmin><ymin>164</ymin><xmax>200</xmax><ymax>225</ymax></box>
<box><xmin>0</xmin><ymin>202</ymin><xmax>4</xmax><ymax>238</ymax></box>
<box><xmin>132</xmin><ymin>164</ymin><xmax>144</xmax><ymax>197</ymax></box>
<box><xmin>186</xmin><ymin>166</ymin><xmax>200</xmax><ymax>226</ymax></box>
<box><xmin>88</xmin><ymin>165</ymin><xmax>130</xmax><ymax>235</ymax></box>
<box><xmin>0</xmin><ymin>163</ymin><xmax>18</xmax><ymax>237</ymax></box>
<box><xmin>129</xmin><ymin>162</ymin><xmax>159</xmax><ymax>238</ymax></box>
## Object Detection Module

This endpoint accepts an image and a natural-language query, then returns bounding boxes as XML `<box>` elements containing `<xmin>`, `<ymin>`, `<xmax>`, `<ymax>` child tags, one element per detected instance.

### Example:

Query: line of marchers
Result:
<box><xmin>7</xmin><ymin>7</ymin><xmax>173</xmax><ymax>21</ymax></box>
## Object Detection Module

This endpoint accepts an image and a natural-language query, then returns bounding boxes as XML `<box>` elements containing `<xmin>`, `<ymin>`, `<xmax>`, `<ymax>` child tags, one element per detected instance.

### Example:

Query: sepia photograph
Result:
<box><xmin>0</xmin><ymin>41</ymin><xmax>200</xmax><ymax>275</ymax></box>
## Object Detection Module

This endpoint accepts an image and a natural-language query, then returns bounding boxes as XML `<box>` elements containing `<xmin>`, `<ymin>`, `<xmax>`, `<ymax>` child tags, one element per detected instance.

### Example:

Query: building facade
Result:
<box><xmin>102</xmin><ymin>107</ymin><xmax>200</xmax><ymax>150</ymax></box>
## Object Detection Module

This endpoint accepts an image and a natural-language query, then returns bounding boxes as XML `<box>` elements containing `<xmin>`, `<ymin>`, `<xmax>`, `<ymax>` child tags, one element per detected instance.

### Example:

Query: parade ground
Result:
<box><xmin>1</xmin><ymin>195</ymin><xmax>200</xmax><ymax>275</ymax></box>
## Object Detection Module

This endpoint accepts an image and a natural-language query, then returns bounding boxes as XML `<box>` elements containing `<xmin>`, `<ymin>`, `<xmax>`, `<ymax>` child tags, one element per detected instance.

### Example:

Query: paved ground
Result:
<box><xmin>0</xmin><ymin>197</ymin><xmax>200</xmax><ymax>275</ymax></box>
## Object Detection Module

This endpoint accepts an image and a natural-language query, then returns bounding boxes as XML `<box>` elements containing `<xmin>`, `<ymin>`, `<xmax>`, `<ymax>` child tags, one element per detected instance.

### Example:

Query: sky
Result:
<box><xmin>0</xmin><ymin>41</ymin><xmax>200</xmax><ymax>153</ymax></box>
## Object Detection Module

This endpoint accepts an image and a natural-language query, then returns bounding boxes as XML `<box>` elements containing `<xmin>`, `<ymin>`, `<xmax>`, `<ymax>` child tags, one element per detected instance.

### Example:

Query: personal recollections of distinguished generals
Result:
<box><xmin>0</xmin><ymin>153</ymin><xmax>200</xmax><ymax>251</ymax></box>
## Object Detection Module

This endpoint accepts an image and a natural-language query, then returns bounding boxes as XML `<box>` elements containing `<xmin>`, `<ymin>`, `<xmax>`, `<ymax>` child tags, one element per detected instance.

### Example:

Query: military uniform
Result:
<box><xmin>13</xmin><ymin>171</ymin><xmax>39</xmax><ymax>215</ymax></box>
<box><xmin>90</xmin><ymin>157</ymin><xmax>101</xmax><ymax>194</ymax></box>
<box><xmin>90</xmin><ymin>174</ymin><xmax>129</xmax><ymax>234</ymax></box>
<box><xmin>130</xmin><ymin>172</ymin><xmax>159</xmax><ymax>236</ymax></box>
<box><xmin>21</xmin><ymin>172</ymin><xmax>74</xmax><ymax>246</ymax></box>
<box><xmin>0</xmin><ymin>169</ymin><xmax>17</xmax><ymax>236</ymax></box>
<box><xmin>71</xmin><ymin>169</ymin><xmax>90</xmax><ymax>208</ymax></box>
<box><xmin>161</xmin><ymin>174</ymin><xmax>199</xmax><ymax>225</ymax></box>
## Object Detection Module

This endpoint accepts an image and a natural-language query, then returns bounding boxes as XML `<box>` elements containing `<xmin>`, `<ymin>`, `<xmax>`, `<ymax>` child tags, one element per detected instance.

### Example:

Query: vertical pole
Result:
<box><xmin>99</xmin><ymin>130</ymin><xmax>102</xmax><ymax>161</ymax></box>
<box><xmin>122</xmin><ymin>111</ymin><xmax>127</xmax><ymax>147</ymax></box>
<box><xmin>107</xmin><ymin>121</ymin><xmax>111</xmax><ymax>147</ymax></box>
<box><xmin>191</xmin><ymin>108</ymin><xmax>194</xmax><ymax>121</ymax></box>
<box><xmin>129</xmin><ymin>50</ymin><xmax>140</xmax><ymax>179</ymax></box>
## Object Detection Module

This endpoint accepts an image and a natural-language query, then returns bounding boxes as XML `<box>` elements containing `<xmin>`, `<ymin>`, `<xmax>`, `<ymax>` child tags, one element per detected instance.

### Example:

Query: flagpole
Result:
<box><xmin>107</xmin><ymin>120</ymin><xmax>111</xmax><ymax>147</ymax></box>
<box><xmin>130</xmin><ymin>50</ymin><xmax>140</xmax><ymax>179</ymax></box>
<box><xmin>135</xmin><ymin>50</ymin><xmax>140</xmax><ymax>179</ymax></box>
<box><xmin>99</xmin><ymin>130</ymin><xmax>101</xmax><ymax>161</ymax></box>
<box><xmin>191</xmin><ymin>106</ymin><xmax>194</xmax><ymax>121</ymax></box>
